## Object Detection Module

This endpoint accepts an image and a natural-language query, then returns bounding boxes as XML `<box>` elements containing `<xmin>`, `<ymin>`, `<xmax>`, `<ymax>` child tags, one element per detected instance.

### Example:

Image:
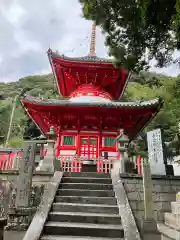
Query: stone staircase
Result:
<box><xmin>40</xmin><ymin>172</ymin><xmax>124</xmax><ymax>239</ymax></box>
<box><xmin>158</xmin><ymin>192</ymin><xmax>180</xmax><ymax>240</ymax></box>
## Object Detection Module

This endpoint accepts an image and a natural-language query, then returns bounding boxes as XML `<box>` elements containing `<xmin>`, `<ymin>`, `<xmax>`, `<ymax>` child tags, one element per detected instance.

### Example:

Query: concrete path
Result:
<box><xmin>4</xmin><ymin>230</ymin><xmax>25</xmax><ymax>240</ymax></box>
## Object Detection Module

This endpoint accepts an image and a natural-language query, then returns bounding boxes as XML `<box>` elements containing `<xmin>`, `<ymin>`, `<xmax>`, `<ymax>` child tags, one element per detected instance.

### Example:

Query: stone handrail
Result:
<box><xmin>0</xmin><ymin>218</ymin><xmax>7</xmax><ymax>240</ymax></box>
<box><xmin>111</xmin><ymin>161</ymin><xmax>142</xmax><ymax>240</ymax></box>
<box><xmin>22</xmin><ymin>171</ymin><xmax>63</xmax><ymax>240</ymax></box>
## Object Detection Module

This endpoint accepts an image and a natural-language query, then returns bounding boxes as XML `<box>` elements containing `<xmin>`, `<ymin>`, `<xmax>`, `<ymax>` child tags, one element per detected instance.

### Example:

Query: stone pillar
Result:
<box><xmin>5</xmin><ymin>142</ymin><xmax>37</xmax><ymax>231</ymax></box>
<box><xmin>36</xmin><ymin>126</ymin><xmax>57</xmax><ymax>172</ymax></box>
<box><xmin>0</xmin><ymin>218</ymin><xmax>7</xmax><ymax>240</ymax></box>
<box><xmin>142</xmin><ymin>158</ymin><xmax>153</xmax><ymax>220</ymax></box>
<box><xmin>5</xmin><ymin>141</ymin><xmax>46</xmax><ymax>231</ymax></box>
<box><xmin>116</xmin><ymin>129</ymin><xmax>129</xmax><ymax>174</ymax></box>
<box><xmin>11</xmin><ymin>152</ymin><xmax>20</xmax><ymax>170</ymax></box>
<box><xmin>15</xmin><ymin>141</ymin><xmax>36</xmax><ymax>208</ymax></box>
<box><xmin>141</xmin><ymin>158</ymin><xmax>161</xmax><ymax>240</ymax></box>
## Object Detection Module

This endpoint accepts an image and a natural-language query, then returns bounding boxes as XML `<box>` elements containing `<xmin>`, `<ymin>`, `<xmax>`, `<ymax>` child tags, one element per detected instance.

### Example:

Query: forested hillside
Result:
<box><xmin>0</xmin><ymin>71</ymin><xmax>179</xmax><ymax>152</ymax></box>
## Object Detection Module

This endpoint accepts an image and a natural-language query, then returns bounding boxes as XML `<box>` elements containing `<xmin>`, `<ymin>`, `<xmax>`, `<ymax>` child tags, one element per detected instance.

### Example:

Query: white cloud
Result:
<box><xmin>0</xmin><ymin>0</ymin><xmax>179</xmax><ymax>83</ymax></box>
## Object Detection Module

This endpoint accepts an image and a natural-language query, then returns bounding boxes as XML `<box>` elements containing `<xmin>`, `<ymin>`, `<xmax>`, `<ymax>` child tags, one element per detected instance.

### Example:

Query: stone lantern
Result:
<box><xmin>36</xmin><ymin>126</ymin><xmax>57</xmax><ymax>172</ymax></box>
<box><xmin>34</xmin><ymin>134</ymin><xmax>46</xmax><ymax>168</ymax></box>
<box><xmin>116</xmin><ymin>129</ymin><xmax>129</xmax><ymax>174</ymax></box>
<box><xmin>39</xmin><ymin>134</ymin><xmax>47</xmax><ymax>159</ymax></box>
<box><xmin>46</xmin><ymin>126</ymin><xmax>57</xmax><ymax>140</ymax></box>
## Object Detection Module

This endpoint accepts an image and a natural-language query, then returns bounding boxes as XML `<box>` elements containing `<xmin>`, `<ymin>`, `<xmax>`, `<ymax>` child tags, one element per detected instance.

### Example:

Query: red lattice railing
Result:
<box><xmin>58</xmin><ymin>155</ymin><xmax>82</xmax><ymax>172</ymax></box>
<box><xmin>58</xmin><ymin>155</ymin><xmax>117</xmax><ymax>173</ymax></box>
<box><xmin>0</xmin><ymin>149</ymin><xmax>143</xmax><ymax>175</ymax></box>
<box><xmin>96</xmin><ymin>158</ymin><xmax>114</xmax><ymax>173</ymax></box>
<box><xmin>0</xmin><ymin>152</ymin><xmax>23</xmax><ymax>170</ymax></box>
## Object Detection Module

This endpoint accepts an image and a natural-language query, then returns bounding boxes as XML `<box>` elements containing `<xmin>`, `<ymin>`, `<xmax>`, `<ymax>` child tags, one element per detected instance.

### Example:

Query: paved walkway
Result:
<box><xmin>4</xmin><ymin>231</ymin><xmax>25</xmax><ymax>240</ymax></box>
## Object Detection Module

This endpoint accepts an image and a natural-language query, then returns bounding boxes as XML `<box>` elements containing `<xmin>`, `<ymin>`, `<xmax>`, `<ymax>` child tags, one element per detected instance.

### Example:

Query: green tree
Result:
<box><xmin>7</xmin><ymin>137</ymin><xmax>23</xmax><ymax>148</ymax></box>
<box><xmin>79</xmin><ymin>0</ymin><xmax>180</xmax><ymax>71</ymax></box>
<box><xmin>23</xmin><ymin>119</ymin><xmax>41</xmax><ymax>140</ymax></box>
<box><xmin>0</xmin><ymin>104</ymin><xmax>11</xmax><ymax>144</ymax></box>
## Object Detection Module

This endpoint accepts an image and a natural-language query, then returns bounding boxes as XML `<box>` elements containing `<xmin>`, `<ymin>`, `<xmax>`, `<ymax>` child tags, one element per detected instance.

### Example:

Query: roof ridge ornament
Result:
<box><xmin>89</xmin><ymin>23</ymin><xmax>96</xmax><ymax>57</ymax></box>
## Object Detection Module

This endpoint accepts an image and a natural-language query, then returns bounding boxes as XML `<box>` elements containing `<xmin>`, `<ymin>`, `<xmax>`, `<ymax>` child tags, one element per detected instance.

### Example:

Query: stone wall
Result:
<box><xmin>0</xmin><ymin>170</ymin><xmax>53</xmax><ymax>185</ymax></box>
<box><xmin>0</xmin><ymin>179</ymin><xmax>13</xmax><ymax>218</ymax></box>
<box><xmin>120</xmin><ymin>173</ymin><xmax>180</xmax><ymax>233</ymax></box>
<box><xmin>0</xmin><ymin>171</ymin><xmax>53</xmax><ymax>218</ymax></box>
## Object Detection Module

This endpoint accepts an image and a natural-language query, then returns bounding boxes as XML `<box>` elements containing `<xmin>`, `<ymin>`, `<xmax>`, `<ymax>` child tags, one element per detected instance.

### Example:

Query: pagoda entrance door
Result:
<box><xmin>79</xmin><ymin>136</ymin><xmax>98</xmax><ymax>159</ymax></box>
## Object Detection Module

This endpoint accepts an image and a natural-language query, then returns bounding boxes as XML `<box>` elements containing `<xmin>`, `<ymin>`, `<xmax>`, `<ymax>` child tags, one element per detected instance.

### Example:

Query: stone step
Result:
<box><xmin>41</xmin><ymin>235</ymin><xmax>123</xmax><ymax>240</ymax></box>
<box><xmin>44</xmin><ymin>221</ymin><xmax>124</xmax><ymax>238</ymax></box>
<box><xmin>56</xmin><ymin>189</ymin><xmax>114</xmax><ymax>197</ymax></box>
<box><xmin>171</xmin><ymin>201</ymin><xmax>180</xmax><ymax>215</ymax></box>
<box><xmin>55</xmin><ymin>196</ymin><xmax>117</xmax><ymax>205</ymax></box>
<box><xmin>63</xmin><ymin>172</ymin><xmax>111</xmax><ymax>179</ymax></box>
<box><xmin>157</xmin><ymin>223</ymin><xmax>178</xmax><ymax>240</ymax></box>
<box><xmin>161</xmin><ymin>236</ymin><xmax>176</xmax><ymax>240</ymax></box>
<box><xmin>48</xmin><ymin>211</ymin><xmax>121</xmax><ymax>225</ymax></box>
<box><xmin>164</xmin><ymin>212</ymin><xmax>180</xmax><ymax>231</ymax></box>
<box><xmin>62</xmin><ymin>177</ymin><xmax>112</xmax><ymax>184</ymax></box>
<box><xmin>59</xmin><ymin>183</ymin><xmax>113</xmax><ymax>191</ymax></box>
<box><xmin>52</xmin><ymin>202</ymin><xmax>118</xmax><ymax>214</ymax></box>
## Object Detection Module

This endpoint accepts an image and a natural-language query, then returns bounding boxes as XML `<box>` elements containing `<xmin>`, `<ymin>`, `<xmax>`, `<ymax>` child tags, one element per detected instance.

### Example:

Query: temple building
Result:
<box><xmin>21</xmin><ymin>24</ymin><xmax>163</xmax><ymax>161</ymax></box>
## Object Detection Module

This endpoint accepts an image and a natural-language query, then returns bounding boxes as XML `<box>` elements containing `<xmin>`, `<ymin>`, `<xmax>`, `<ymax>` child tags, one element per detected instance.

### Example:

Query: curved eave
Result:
<box><xmin>21</xmin><ymin>95</ymin><xmax>163</xmax><ymax>108</ymax></box>
<box><xmin>48</xmin><ymin>48</ymin><xmax>113</xmax><ymax>64</ymax></box>
<box><xmin>20</xmin><ymin>99</ymin><xmax>46</xmax><ymax>134</ymax></box>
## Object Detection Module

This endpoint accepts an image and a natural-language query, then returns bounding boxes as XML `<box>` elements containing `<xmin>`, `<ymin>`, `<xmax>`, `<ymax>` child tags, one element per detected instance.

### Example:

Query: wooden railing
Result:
<box><xmin>96</xmin><ymin>158</ymin><xmax>114</xmax><ymax>173</ymax></box>
<box><xmin>0</xmin><ymin>148</ymin><xmax>143</xmax><ymax>174</ymax></box>
<box><xmin>0</xmin><ymin>152</ymin><xmax>22</xmax><ymax>171</ymax></box>
<box><xmin>58</xmin><ymin>155</ymin><xmax>117</xmax><ymax>173</ymax></box>
<box><xmin>58</xmin><ymin>155</ymin><xmax>82</xmax><ymax>172</ymax></box>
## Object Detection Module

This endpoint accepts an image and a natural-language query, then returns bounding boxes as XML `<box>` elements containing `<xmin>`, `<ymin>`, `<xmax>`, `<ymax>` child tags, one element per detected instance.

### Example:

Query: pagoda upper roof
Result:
<box><xmin>49</xmin><ymin>50</ymin><xmax>112</xmax><ymax>63</ymax></box>
<box><xmin>21</xmin><ymin>95</ymin><xmax>163</xmax><ymax>140</ymax></box>
<box><xmin>48</xmin><ymin>49</ymin><xmax>129</xmax><ymax>100</ymax></box>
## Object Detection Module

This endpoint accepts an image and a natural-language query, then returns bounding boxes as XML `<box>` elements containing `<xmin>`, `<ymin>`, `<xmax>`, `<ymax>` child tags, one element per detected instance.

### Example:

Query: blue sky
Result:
<box><xmin>0</xmin><ymin>0</ymin><xmax>179</xmax><ymax>83</ymax></box>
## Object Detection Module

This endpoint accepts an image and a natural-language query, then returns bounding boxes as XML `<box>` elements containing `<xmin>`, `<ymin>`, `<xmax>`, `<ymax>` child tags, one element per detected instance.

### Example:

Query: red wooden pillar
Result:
<box><xmin>98</xmin><ymin>134</ymin><xmax>101</xmax><ymax>159</ymax></box>
<box><xmin>56</xmin><ymin>133</ymin><xmax>61</xmax><ymax>156</ymax></box>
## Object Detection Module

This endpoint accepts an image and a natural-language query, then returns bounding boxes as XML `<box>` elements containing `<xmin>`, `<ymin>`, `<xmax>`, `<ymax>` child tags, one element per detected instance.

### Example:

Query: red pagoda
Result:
<box><xmin>21</xmin><ymin>24</ymin><xmax>163</xmax><ymax>161</ymax></box>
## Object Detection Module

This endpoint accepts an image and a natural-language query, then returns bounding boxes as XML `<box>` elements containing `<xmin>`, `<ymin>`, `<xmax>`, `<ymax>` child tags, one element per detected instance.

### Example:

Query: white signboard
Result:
<box><xmin>147</xmin><ymin>129</ymin><xmax>166</xmax><ymax>175</ymax></box>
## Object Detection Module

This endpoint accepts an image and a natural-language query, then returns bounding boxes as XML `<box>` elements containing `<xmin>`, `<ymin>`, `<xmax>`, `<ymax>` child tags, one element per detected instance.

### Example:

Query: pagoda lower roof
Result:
<box><xmin>21</xmin><ymin>96</ymin><xmax>163</xmax><ymax>140</ymax></box>
<box><xmin>22</xmin><ymin>95</ymin><xmax>162</xmax><ymax>108</ymax></box>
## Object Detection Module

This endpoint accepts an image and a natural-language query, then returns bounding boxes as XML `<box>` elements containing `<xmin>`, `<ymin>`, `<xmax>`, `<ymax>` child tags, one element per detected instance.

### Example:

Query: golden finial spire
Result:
<box><xmin>89</xmin><ymin>23</ymin><xmax>96</xmax><ymax>57</ymax></box>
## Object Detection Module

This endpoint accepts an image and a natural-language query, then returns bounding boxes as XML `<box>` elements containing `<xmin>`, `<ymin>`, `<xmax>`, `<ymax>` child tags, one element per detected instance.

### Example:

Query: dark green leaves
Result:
<box><xmin>79</xmin><ymin>0</ymin><xmax>180</xmax><ymax>71</ymax></box>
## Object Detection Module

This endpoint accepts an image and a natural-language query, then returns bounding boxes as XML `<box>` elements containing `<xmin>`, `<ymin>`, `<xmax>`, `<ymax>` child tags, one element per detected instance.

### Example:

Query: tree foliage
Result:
<box><xmin>23</xmin><ymin>119</ymin><xmax>41</xmax><ymax>140</ymax></box>
<box><xmin>0</xmin><ymin>104</ymin><xmax>11</xmax><ymax>144</ymax></box>
<box><xmin>0</xmin><ymin>74</ymin><xmax>55</xmax><ymax>147</ymax></box>
<box><xmin>79</xmin><ymin>0</ymin><xmax>180</xmax><ymax>71</ymax></box>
